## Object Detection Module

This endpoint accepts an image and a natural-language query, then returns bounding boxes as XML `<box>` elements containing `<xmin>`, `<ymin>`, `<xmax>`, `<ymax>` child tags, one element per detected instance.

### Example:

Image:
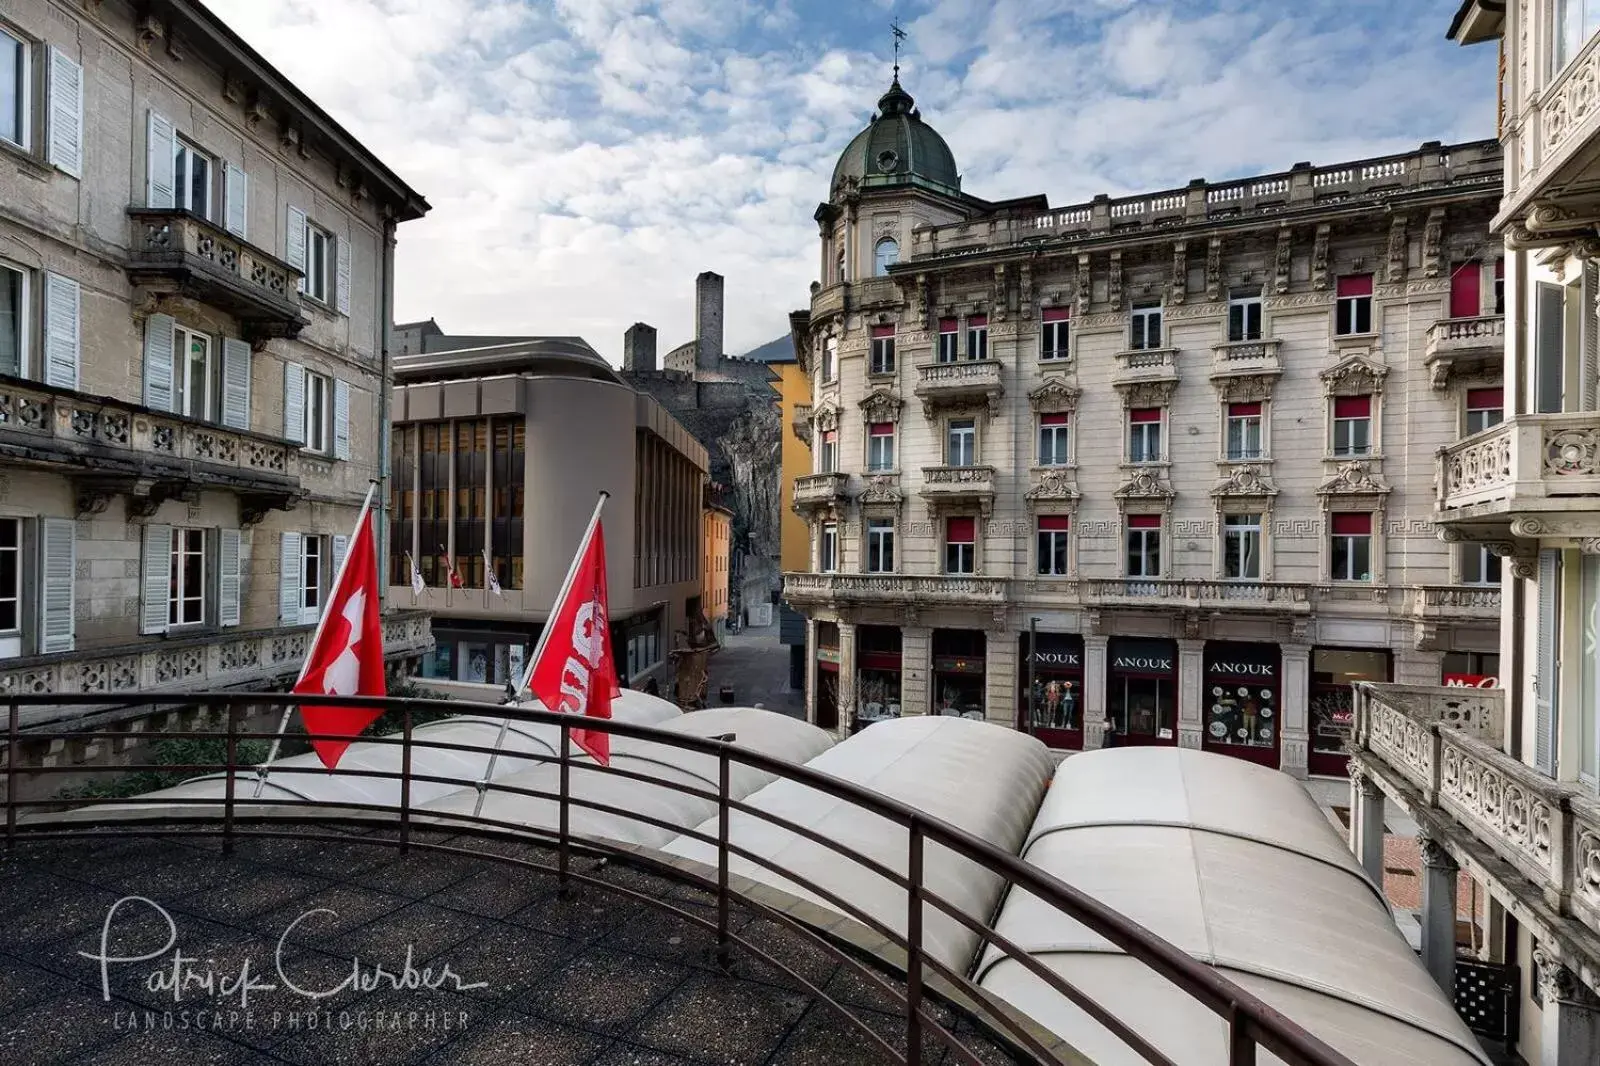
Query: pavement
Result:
<box><xmin>702</xmin><ymin>624</ymin><xmax>803</xmax><ymax>719</ymax></box>
<box><xmin>0</xmin><ymin>827</ymin><xmax>1021</xmax><ymax>1066</ymax></box>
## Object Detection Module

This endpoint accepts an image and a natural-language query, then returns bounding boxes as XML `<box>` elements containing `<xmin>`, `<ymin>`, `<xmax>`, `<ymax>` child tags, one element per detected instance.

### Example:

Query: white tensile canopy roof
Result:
<box><xmin>976</xmin><ymin>747</ymin><xmax>1490</xmax><ymax>1066</ymax></box>
<box><xmin>105</xmin><ymin>688</ymin><xmax>683</xmax><ymax>810</ymax></box>
<box><xmin>423</xmin><ymin>706</ymin><xmax>835</xmax><ymax>849</ymax></box>
<box><xmin>662</xmin><ymin>715</ymin><xmax>1057</xmax><ymax>974</ymax></box>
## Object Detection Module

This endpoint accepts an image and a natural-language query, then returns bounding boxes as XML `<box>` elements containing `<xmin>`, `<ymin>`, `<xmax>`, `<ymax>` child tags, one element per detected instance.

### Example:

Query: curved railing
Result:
<box><xmin>2</xmin><ymin>693</ymin><xmax>1357</xmax><ymax>1066</ymax></box>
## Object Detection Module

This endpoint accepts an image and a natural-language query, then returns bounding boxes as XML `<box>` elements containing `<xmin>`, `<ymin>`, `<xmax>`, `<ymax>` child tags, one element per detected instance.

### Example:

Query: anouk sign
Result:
<box><xmin>1112</xmin><ymin>655</ymin><xmax>1173</xmax><ymax>673</ymax></box>
<box><xmin>1209</xmin><ymin>661</ymin><xmax>1276</xmax><ymax>680</ymax></box>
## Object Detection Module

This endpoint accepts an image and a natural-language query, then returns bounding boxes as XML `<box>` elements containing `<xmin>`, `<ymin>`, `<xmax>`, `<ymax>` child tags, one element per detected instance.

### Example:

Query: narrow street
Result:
<box><xmin>702</xmin><ymin>623</ymin><xmax>803</xmax><ymax>718</ymax></box>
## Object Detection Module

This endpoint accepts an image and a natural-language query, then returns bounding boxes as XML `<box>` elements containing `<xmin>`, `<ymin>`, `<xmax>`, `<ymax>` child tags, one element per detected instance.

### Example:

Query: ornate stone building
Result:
<box><xmin>0</xmin><ymin>0</ymin><xmax>432</xmax><ymax>729</ymax></box>
<box><xmin>784</xmin><ymin>77</ymin><xmax>1506</xmax><ymax>779</ymax></box>
<box><xmin>1344</xmin><ymin>4</ymin><xmax>1600</xmax><ymax>1060</ymax></box>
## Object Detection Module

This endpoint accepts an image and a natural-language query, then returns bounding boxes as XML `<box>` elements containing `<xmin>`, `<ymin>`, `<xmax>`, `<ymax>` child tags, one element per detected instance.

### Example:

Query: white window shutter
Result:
<box><xmin>47</xmin><ymin>48</ymin><xmax>83</xmax><ymax>179</ymax></box>
<box><xmin>279</xmin><ymin>532</ymin><xmax>303</xmax><ymax>625</ymax></box>
<box><xmin>333</xmin><ymin>378</ymin><xmax>351</xmax><ymax>460</ymax></box>
<box><xmin>286</xmin><ymin>206</ymin><xmax>308</xmax><ymax>290</ymax></box>
<box><xmin>224</xmin><ymin>163</ymin><xmax>249</xmax><ymax>239</ymax></box>
<box><xmin>221</xmin><ymin>337</ymin><xmax>251</xmax><ymax>430</ymax></box>
<box><xmin>332</xmin><ymin>534</ymin><xmax>349</xmax><ymax>590</ymax></box>
<box><xmin>283</xmin><ymin>361</ymin><xmax>306</xmax><ymax>443</ymax></box>
<box><xmin>218</xmin><ymin>528</ymin><xmax>241</xmax><ymax>627</ymax></box>
<box><xmin>39</xmin><ymin>518</ymin><xmax>76</xmax><ymax>654</ymax></box>
<box><xmin>1535</xmin><ymin>548</ymin><xmax>1560</xmax><ymax>775</ymax></box>
<box><xmin>142</xmin><ymin>312</ymin><xmax>175</xmax><ymax>412</ymax></box>
<box><xmin>336</xmin><ymin>236</ymin><xmax>351</xmax><ymax>316</ymax></box>
<box><xmin>43</xmin><ymin>273</ymin><xmax>80</xmax><ymax>390</ymax></box>
<box><xmin>141</xmin><ymin>524</ymin><xmax>172</xmax><ymax>635</ymax></box>
<box><xmin>145</xmin><ymin>110</ymin><xmax>175</xmax><ymax>209</ymax></box>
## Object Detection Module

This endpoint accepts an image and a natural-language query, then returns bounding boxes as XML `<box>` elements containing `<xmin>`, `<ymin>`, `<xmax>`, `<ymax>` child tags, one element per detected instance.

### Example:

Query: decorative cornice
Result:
<box><xmin>1317</xmin><ymin>460</ymin><xmax>1392</xmax><ymax>496</ymax></box>
<box><xmin>858</xmin><ymin>387</ymin><xmax>904</xmax><ymax>424</ymax></box>
<box><xmin>1321</xmin><ymin>354</ymin><xmax>1390</xmax><ymax>397</ymax></box>
<box><xmin>1028</xmin><ymin>378</ymin><xmax>1082</xmax><ymax>414</ymax></box>
<box><xmin>1212</xmin><ymin>466</ymin><xmax>1279</xmax><ymax>498</ymax></box>
<box><xmin>1114</xmin><ymin>469</ymin><xmax>1174</xmax><ymax>500</ymax></box>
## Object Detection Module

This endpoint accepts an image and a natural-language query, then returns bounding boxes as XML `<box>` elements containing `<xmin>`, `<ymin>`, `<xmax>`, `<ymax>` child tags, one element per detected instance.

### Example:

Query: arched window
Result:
<box><xmin>874</xmin><ymin>237</ymin><xmax>899</xmax><ymax>277</ymax></box>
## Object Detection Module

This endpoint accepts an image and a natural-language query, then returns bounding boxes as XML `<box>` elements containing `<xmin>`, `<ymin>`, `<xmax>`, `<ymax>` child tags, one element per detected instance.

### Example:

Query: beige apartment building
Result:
<box><xmin>1344</xmin><ymin>3</ymin><xmax>1600</xmax><ymax>1061</ymax></box>
<box><xmin>387</xmin><ymin>339</ymin><xmax>707</xmax><ymax>694</ymax></box>
<box><xmin>0</xmin><ymin>0</ymin><xmax>431</xmax><ymax>724</ymax></box>
<box><xmin>784</xmin><ymin>77</ymin><xmax>1507</xmax><ymax>779</ymax></box>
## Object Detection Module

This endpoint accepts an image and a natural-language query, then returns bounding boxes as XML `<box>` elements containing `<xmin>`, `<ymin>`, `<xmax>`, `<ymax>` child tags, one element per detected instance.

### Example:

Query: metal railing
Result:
<box><xmin>2</xmin><ymin>692</ymin><xmax>1357</xmax><ymax>1066</ymax></box>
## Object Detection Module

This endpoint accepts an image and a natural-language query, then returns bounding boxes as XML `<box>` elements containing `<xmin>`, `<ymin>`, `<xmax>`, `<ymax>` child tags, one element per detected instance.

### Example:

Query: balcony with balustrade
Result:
<box><xmin>781</xmin><ymin>571</ymin><xmax>1009</xmax><ymax>609</ymax></box>
<box><xmin>1113</xmin><ymin>346</ymin><xmax>1180</xmax><ymax>390</ymax></box>
<box><xmin>913</xmin><ymin>360</ymin><xmax>1004</xmax><ymax>419</ymax></box>
<box><xmin>126</xmin><ymin>209</ymin><xmax>308</xmax><ymax>342</ymax></box>
<box><xmin>1347</xmin><ymin>680</ymin><xmax>1600</xmax><ymax>1029</ymax></box>
<box><xmin>1210</xmin><ymin>339</ymin><xmax>1283</xmax><ymax>384</ymax></box>
<box><xmin>792</xmin><ymin>471</ymin><xmax>848</xmax><ymax>516</ymax></box>
<box><xmin>1423</xmin><ymin>315</ymin><xmax>1504</xmax><ymax>390</ymax></box>
<box><xmin>919</xmin><ymin>465</ymin><xmax>997</xmax><ymax>515</ymax></box>
<box><xmin>1435</xmin><ymin>414</ymin><xmax>1600</xmax><ymax>539</ymax></box>
<box><xmin>791</xmin><ymin>402</ymin><xmax>813</xmax><ymax>446</ymax></box>
<box><xmin>1083</xmin><ymin>578</ymin><xmax>1312</xmax><ymax>613</ymax></box>
<box><xmin>0</xmin><ymin>375</ymin><xmax>312</xmax><ymax>520</ymax></box>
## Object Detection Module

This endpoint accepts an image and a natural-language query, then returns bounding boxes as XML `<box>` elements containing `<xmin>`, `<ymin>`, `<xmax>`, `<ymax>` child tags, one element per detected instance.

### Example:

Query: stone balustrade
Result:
<box><xmin>0</xmin><ymin>611</ymin><xmax>434</xmax><ymax>730</ymax></box>
<box><xmin>1408</xmin><ymin>584</ymin><xmax>1502</xmax><ymax>618</ymax></box>
<box><xmin>919</xmin><ymin>465</ymin><xmax>997</xmax><ymax>513</ymax></box>
<box><xmin>791</xmin><ymin>403</ymin><xmax>813</xmax><ymax>446</ymax></box>
<box><xmin>781</xmin><ymin>572</ymin><xmax>1008</xmax><ymax>607</ymax></box>
<box><xmin>1423</xmin><ymin>315</ymin><xmax>1504</xmax><ymax>390</ymax></box>
<box><xmin>1084</xmin><ymin>578</ymin><xmax>1313</xmax><ymax>611</ymax></box>
<box><xmin>1346</xmin><ymin>682</ymin><xmax>1600</xmax><ymax>921</ymax></box>
<box><xmin>793</xmin><ymin>472</ymin><xmax>848</xmax><ymax>513</ymax></box>
<box><xmin>913</xmin><ymin>360</ymin><xmax>1004</xmax><ymax>418</ymax></box>
<box><xmin>0</xmin><ymin>377</ymin><xmax>311</xmax><ymax>493</ymax></box>
<box><xmin>1113</xmin><ymin>347</ymin><xmax>1180</xmax><ymax>385</ymax></box>
<box><xmin>1210</xmin><ymin>339</ymin><xmax>1283</xmax><ymax>380</ymax></box>
<box><xmin>1437</xmin><ymin>413</ymin><xmax>1600</xmax><ymax>515</ymax></box>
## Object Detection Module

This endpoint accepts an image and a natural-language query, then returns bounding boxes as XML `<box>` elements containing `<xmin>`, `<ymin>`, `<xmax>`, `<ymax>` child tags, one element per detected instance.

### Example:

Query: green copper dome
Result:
<box><xmin>829</xmin><ymin>79</ymin><xmax>961</xmax><ymax>198</ymax></box>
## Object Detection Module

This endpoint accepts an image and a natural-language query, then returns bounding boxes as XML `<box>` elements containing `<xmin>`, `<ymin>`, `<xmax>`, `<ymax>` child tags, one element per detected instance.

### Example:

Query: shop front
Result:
<box><xmin>854</xmin><ymin>625</ymin><xmax>904</xmax><ymax>732</ymax></box>
<box><xmin>815</xmin><ymin>621</ymin><xmax>841</xmax><ymax>730</ymax></box>
<box><xmin>1442</xmin><ymin>651</ymin><xmax>1500</xmax><ymax>689</ymax></box>
<box><xmin>1202</xmin><ymin>641</ymin><xmax>1282</xmax><ymax>768</ymax></box>
<box><xmin>932</xmin><ymin>629</ymin><xmax>986</xmax><ymax>718</ymax></box>
<box><xmin>1106</xmin><ymin>637</ymin><xmax>1178</xmax><ymax>746</ymax></box>
<box><xmin>1019</xmin><ymin>631</ymin><xmax>1084</xmax><ymax>750</ymax></box>
<box><xmin>1310</xmin><ymin>646</ymin><xmax>1392</xmax><ymax>776</ymax></box>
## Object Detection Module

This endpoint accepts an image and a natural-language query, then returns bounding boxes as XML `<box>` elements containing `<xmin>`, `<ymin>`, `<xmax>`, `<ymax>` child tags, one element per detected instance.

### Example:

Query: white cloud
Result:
<box><xmin>203</xmin><ymin>0</ymin><xmax>1496</xmax><ymax>363</ymax></box>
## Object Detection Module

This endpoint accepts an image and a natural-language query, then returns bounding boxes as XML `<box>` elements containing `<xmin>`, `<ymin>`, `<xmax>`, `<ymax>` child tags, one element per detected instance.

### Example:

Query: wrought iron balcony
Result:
<box><xmin>1435</xmin><ymin>413</ymin><xmax>1600</xmax><ymax>537</ymax></box>
<box><xmin>914</xmin><ymin>360</ymin><xmax>1004</xmax><ymax>418</ymax></box>
<box><xmin>781</xmin><ymin>571</ymin><xmax>1009</xmax><ymax>607</ymax></box>
<box><xmin>1423</xmin><ymin>315</ymin><xmax>1504</xmax><ymax>390</ymax></box>
<box><xmin>126</xmin><ymin>208</ymin><xmax>308</xmax><ymax>342</ymax></box>
<box><xmin>919</xmin><ymin>465</ymin><xmax>997</xmax><ymax>515</ymax></box>
<box><xmin>0</xmin><ymin>376</ymin><xmax>312</xmax><ymax>520</ymax></box>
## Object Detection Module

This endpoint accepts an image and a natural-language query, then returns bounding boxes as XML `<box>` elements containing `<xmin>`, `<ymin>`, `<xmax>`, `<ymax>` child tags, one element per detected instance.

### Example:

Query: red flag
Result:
<box><xmin>449</xmin><ymin>563</ymin><xmax>464</xmax><ymax>590</ymax></box>
<box><xmin>294</xmin><ymin>505</ymin><xmax>386</xmax><ymax>770</ymax></box>
<box><xmin>526</xmin><ymin>518</ymin><xmax>619</xmax><ymax>764</ymax></box>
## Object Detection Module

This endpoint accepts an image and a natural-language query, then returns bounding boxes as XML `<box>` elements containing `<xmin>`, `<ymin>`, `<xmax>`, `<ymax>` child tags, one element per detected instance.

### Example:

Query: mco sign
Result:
<box><xmin>1442</xmin><ymin>674</ymin><xmax>1499</xmax><ymax>689</ymax></box>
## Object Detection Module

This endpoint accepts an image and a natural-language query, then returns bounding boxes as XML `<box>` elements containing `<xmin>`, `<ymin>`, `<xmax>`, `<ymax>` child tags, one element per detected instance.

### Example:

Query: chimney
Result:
<box><xmin>695</xmin><ymin>271</ymin><xmax>724</xmax><ymax>373</ymax></box>
<box><xmin>623</xmin><ymin>322</ymin><xmax>657</xmax><ymax>372</ymax></box>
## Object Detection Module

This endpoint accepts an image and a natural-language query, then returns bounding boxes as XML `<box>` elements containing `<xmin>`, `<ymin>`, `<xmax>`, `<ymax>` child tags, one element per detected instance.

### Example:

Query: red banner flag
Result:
<box><xmin>526</xmin><ymin>516</ymin><xmax>619</xmax><ymax>764</ymax></box>
<box><xmin>294</xmin><ymin>504</ymin><xmax>387</xmax><ymax>770</ymax></box>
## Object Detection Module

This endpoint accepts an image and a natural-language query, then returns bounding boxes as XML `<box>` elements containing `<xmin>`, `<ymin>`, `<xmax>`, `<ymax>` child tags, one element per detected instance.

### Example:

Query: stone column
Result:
<box><xmin>1349</xmin><ymin>765</ymin><xmax>1386</xmax><ymax>886</ymax></box>
<box><xmin>803</xmin><ymin>618</ymin><xmax>818</xmax><ymax>726</ymax></box>
<box><xmin>984</xmin><ymin>624</ymin><xmax>1019</xmax><ymax>728</ymax></box>
<box><xmin>1535</xmin><ymin>950</ymin><xmax>1600</xmax><ymax>1065</ymax></box>
<box><xmin>1176</xmin><ymin>638</ymin><xmax>1204</xmax><ymax>749</ymax></box>
<box><xmin>1418</xmin><ymin>832</ymin><xmax>1459</xmax><ymax>995</ymax></box>
<box><xmin>837</xmin><ymin>621</ymin><xmax>857</xmax><ymax>732</ymax></box>
<box><xmin>1083</xmin><ymin>635</ymin><xmax>1109</xmax><ymax>749</ymax></box>
<box><xmin>1395</xmin><ymin>645</ymin><xmax>1444</xmax><ymax>685</ymax></box>
<box><xmin>1280</xmin><ymin>643</ymin><xmax>1312</xmax><ymax>779</ymax></box>
<box><xmin>901</xmin><ymin>625</ymin><xmax>932</xmax><ymax>716</ymax></box>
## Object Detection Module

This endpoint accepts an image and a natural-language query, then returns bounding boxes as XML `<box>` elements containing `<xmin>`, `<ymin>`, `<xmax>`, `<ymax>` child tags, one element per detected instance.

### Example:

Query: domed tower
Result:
<box><xmin>829</xmin><ymin>78</ymin><xmax>962</xmax><ymax>200</ymax></box>
<box><xmin>817</xmin><ymin>78</ymin><xmax>968</xmax><ymax>288</ymax></box>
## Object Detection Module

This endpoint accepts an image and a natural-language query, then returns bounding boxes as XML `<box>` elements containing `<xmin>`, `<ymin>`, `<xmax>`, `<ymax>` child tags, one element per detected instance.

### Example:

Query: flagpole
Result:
<box><xmin>254</xmin><ymin>479</ymin><xmax>380</xmax><ymax>799</ymax></box>
<box><xmin>474</xmin><ymin>490</ymin><xmax>609</xmax><ymax>817</ymax></box>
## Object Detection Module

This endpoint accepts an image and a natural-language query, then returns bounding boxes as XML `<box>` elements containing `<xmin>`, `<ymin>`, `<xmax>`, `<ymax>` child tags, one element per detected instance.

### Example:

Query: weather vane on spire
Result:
<box><xmin>892</xmin><ymin>19</ymin><xmax>906</xmax><ymax>81</ymax></box>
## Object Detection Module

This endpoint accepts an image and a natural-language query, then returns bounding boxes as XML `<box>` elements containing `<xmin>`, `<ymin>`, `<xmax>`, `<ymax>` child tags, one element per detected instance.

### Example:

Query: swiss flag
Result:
<box><xmin>294</xmin><ymin>503</ymin><xmax>386</xmax><ymax>770</ymax></box>
<box><xmin>525</xmin><ymin>517</ymin><xmax>620</xmax><ymax>764</ymax></box>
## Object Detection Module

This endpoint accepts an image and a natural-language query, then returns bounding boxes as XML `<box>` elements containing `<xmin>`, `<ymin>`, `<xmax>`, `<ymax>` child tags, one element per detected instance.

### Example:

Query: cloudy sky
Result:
<box><xmin>207</xmin><ymin>0</ymin><xmax>1498</xmax><ymax>363</ymax></box>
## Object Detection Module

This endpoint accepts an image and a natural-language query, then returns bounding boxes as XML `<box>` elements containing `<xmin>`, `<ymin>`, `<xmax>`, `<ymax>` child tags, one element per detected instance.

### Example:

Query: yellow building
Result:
<box><xmin>773</xmin><ymin>316</ymin><xmax>815</xmax><ymax>686</ymax></box>
<box><xmin>702</xmin><ymin>489</ymin><xmax>733</xmax><ymax>637</ymax></box>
